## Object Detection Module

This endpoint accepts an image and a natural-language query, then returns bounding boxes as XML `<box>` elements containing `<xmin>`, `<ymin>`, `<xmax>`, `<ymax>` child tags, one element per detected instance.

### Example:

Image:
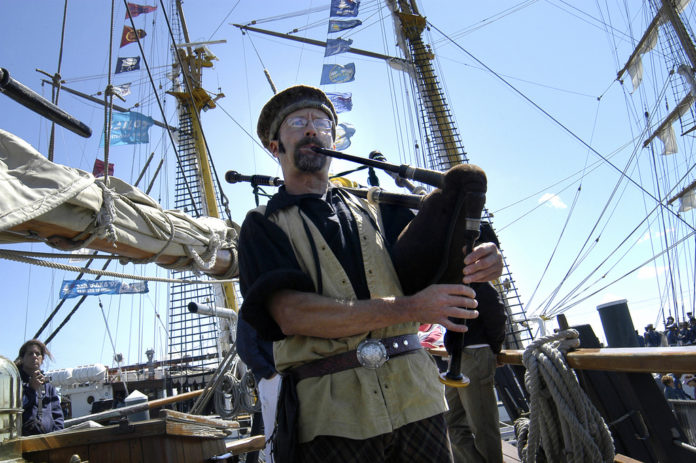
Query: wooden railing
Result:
<box><xmin>429</xmin><ymin>346</ymin><xmax>696</xmax><ymax>374</ymax></box>
<box><xmin>497</xmin><ymin>346</ymin><xmax>696</xmax><ymax>374</ymax></box>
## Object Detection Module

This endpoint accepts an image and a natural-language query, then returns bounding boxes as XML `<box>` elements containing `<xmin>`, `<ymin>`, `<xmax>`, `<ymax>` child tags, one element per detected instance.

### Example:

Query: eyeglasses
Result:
<box><xmin>284</xmin><ymin>116</ymin><xmax>333</xmax><ymax>133</ymax></box>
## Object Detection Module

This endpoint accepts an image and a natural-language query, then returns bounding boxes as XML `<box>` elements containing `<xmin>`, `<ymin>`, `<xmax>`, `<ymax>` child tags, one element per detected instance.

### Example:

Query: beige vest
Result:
<box><xmin>256</xmin><ymin>191</ymin><xmax>446</xmax><ymax>442</ymax></box>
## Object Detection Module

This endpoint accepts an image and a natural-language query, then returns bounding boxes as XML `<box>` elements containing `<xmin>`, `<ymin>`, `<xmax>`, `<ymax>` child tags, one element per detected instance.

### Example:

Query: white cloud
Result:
<box><xmin>636</xmin><ymin>265</ymin><xmax>667</xmax><ymax>279</ymax></box>
<box><xmin>599</xmin><ymin>293</ymin><xmax>623</xmax><ymax>304</ymax></box>
<box><xmin>637</xmin><ymin>228</ymin><xmax>674</xmax><ymax>244</ymax></box>
<box><xmin>538</xmin><ymin>193</ymin><xmax>567</xmax><ymax>209</ymax></box>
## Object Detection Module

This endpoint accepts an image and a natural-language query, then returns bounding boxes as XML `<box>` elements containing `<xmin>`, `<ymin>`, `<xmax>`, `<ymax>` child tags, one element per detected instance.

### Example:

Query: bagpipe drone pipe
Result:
<box><xmin>311</xmin><ymin>148</ymin><xmax>507</xmax><ymax>387</ymax></box>
<box><xmin>226</xmin><ymin>148</ymin><xmax>507</xmax><ymax>386</ymax></box>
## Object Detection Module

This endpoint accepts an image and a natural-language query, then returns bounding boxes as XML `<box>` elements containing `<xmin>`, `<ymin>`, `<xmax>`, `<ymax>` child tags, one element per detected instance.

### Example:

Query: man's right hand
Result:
<box><xmin>406</xmin><ymin>284</ymin><xmax>479</xmax><ymax>332</ymax></box>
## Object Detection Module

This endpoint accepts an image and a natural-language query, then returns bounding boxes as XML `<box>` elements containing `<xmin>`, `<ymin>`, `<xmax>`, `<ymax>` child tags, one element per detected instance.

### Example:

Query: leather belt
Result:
<box><xmin>290</xmin><ymin>334</ymin><xmax>422</xmax><ymax>382</ymax></box>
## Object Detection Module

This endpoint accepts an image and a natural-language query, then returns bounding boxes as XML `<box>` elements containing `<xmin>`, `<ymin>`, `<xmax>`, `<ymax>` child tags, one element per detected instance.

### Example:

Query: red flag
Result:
<box><xmin>92</xmin><ymin>159</ymin><xmax>114</xmax><ymax>177</ymax></box>
<box><xmin>126</xmin><ymin>3</ymin><xmax>157</xmax><ymax>19</ymax></box>
<box><xmin>120</xmin><ymin>26</ymin><xmax>147</xmax><ymax>48</ymax></box>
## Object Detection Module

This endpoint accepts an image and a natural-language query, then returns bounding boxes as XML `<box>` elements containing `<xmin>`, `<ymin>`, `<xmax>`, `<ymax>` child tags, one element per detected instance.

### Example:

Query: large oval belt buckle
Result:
<box><xmin>356</xmin><ymin>339</ymin><xmax>388</xmax><ymax>369</ymax></box>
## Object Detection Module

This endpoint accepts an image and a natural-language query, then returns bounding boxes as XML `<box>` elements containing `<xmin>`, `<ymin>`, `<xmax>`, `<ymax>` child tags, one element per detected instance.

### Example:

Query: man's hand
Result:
<box><xmin>407</xmin><ymin>284</ymin><xmax>479</xmax><ymax>333</ymax></box>
<box><xmin>462</xmin><ymin>242</ymin><xmax>503</xmax><ymax>284</ymax></box>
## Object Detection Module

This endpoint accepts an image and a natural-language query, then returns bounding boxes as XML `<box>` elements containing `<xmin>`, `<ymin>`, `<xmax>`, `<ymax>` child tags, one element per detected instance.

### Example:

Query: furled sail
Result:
<box><xmin>0</xmin><ymin>129</ymin><xmax>239</xmax><ymax>278</ymax></box>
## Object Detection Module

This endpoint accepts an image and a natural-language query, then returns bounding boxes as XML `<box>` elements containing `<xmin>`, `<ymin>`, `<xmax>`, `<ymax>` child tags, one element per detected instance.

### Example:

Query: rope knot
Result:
<box><xmin>516</xmin><ymin>328</ymin><xmax>615</xmax><ymax>463</ymax></box>
<box><xmin>95</xmin><ymin>181</ymin><xmax>118</xmax><ymax>245</ymax></box>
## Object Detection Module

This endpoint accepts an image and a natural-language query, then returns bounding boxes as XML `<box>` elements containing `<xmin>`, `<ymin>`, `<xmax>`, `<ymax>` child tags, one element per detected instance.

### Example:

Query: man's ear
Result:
<box><xmin>268</xmin><ymin>140</ymin><xmax>280</xmax><ymax>158</ymax></box>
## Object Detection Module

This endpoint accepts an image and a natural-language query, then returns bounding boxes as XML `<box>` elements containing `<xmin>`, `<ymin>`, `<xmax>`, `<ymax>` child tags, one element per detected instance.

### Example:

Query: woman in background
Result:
<box><xmin>15</xmin><ymin>339</ymin><xmax>64</xmax><ymax>435</ymax></box>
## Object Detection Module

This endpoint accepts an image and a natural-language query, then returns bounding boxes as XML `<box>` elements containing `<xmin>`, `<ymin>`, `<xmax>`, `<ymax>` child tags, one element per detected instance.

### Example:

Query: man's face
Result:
<box><xmin>271</xmin><ymin>108</ymin><xmax>334</xmax><ymax>174</ymax></box>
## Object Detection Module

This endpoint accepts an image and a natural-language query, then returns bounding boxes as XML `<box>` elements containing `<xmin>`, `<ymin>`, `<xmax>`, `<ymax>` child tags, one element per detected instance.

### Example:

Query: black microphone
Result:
<box><xmin>225</xmin><ymin>171</ymin><xmax>284</xmax><ymax>187</ymax></box>
<box><xmin>368</xmin><ymin>151</ymin><xmax>427</xmax><ymax>195</ymax></box>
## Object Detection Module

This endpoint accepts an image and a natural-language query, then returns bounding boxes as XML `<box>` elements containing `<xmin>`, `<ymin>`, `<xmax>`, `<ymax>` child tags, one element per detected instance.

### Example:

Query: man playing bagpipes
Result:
<box><xmin>237</xmin><ymin>85</ymin><xmax>503</xmax><ymax>462</ymax></box>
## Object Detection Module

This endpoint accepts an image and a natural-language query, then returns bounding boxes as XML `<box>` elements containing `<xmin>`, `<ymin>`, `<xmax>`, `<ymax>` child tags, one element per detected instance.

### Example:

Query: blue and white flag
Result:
<box><xmin>320</xmin><ymin>63</ymin><xmax>356</xmax><ymax>85</ymax></box>
<box><xmin>328</xmin><ymin>19</ymin><xmax>362</xmax><ymax>33</ymax></box>
<box><xmin>330</xmin><ymin>0</ymin><xmax>360</xmax><ymax>17</ymax></box>
<box><xmin>100</xmin><ymin>111</ymin><xmax>154</xmax><ymax>146</ymax></box>
<box><xmin>325</xmin><ymin>38</ymin><xmax>353</xmax><ymax>57</ymax></box>
<box><xmin>327</xmin><ymin>92</ymin><xmax>352</xmax><ymax>113</ymax></box>
<box><xmin>60</xmin><ymin>280</ymin><xmax>149</xmax><ymax>299</ymax></box>
<box><xmin>112</xmin><ymin>83</ymin><xmax>132</xmax><ymax>98</ymax></box>
<box><xmin>115</xmin><ymin>57</ymin><xmax>140</xmax><ymax>73</ymax></box>
<box><xmin>335</xmin><ymin>122</ymin><xmax>355</xmax><ymax>150</ymax></box>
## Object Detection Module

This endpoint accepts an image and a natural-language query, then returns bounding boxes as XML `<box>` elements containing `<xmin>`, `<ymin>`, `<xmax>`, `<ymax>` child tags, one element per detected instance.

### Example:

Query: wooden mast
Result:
<box><xmin>170</xmin><ymin>1</ymin><xmax>238</xmax><ymax>314</ymax></box>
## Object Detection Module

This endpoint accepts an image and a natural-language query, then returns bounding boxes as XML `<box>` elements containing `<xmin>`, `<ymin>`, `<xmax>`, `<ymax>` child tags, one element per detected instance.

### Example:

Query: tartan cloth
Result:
<box><xmin>296</xmin><ymin>414</ymin><xmax>453</xmax><ymax>462</ymax></box>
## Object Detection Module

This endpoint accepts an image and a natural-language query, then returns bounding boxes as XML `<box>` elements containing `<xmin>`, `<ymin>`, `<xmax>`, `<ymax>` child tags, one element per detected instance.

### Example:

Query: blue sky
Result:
<box><xmin>1</xmin><ymin>1</ymin><xmax>692</xmax><ymax>369</ymax></box>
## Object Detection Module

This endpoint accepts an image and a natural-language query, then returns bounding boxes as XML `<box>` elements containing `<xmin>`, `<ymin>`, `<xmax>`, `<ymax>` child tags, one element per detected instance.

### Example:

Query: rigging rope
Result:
<box><xmin>98</xmin><ymin>298</ymin><xmax>130</xmax><ymax>396</ymax></box>
<box><xmin>156</xmin><ymin>0</ymin><xmax>234</xmax><ymax>222</ymax></box>
<box><xmin>122</xmin><ymin>0</ymin><xmax>201</xmax><ymax>217</ymax></box>
<box><xmin>47</xmin><ymin>0</ymin><xmax>70</xmax><ymax>162</ymax></box>
<box><xmin>515</xmin><ymin>329</ymin><xmax>615</xmax><ymax>463</ymax></box>
<box><xmin>425</xmin><ymin>20</ymin><xmax>696</xmax><ymax>234</ymax></box>
<box><xmin>0</xmin><ymin>250</ymin><xmax>236</xmax><ymax>285</ymax></box>
<box><xmin>31</xmin><ymin>153</ymin><xmax>167</xmax><ymax>340</ymax></box>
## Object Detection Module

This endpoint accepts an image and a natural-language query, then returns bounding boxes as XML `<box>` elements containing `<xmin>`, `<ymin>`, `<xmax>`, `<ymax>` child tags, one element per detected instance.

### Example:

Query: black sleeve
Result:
<box><xmin>379</xmin><ymin>202</ymin><xmax>416</xmax><ymax>248</ymax></box>
<box><xmin>238</xmin><ymin>210</ymin><xmax>316</xmax><ymax>341</ymax></box>
<box><xmin>236</xmin><ymin>317</ymin><xmax>277</xmax><ymax>381</ymax></box>
<box><xmin>47</xmin><ymin>383</ymin><xmax>64</xmax><ymax>431</ymax></box>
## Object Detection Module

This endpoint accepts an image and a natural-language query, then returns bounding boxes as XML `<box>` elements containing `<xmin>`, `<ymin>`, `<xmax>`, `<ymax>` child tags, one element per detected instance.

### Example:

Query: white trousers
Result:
<box><xmin>258</xmin><ymin>374</ymin><xmax>282</xmax><ymax>463</ymax></box>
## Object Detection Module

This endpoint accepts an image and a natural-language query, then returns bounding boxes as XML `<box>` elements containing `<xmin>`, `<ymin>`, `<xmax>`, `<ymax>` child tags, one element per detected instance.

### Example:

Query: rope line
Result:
<box><xmin>0</xmin><ymin>250</ymin><xmax>236</xmax><ymax>285</ymax></box>
<box><xmin>515</xmin><ymin>329</ymin><xmax>615</xmax><ymax>463</ymax></box>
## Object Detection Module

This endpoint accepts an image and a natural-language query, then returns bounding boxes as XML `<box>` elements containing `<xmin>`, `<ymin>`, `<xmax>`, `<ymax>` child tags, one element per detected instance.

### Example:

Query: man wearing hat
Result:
<box><xmin>237</xmin><ymin>85</ymin><xmax>503</xmax><ymax>462</ymax></box>
<box><xmin>643</xmin><ymin>324</ymin><xmax>661</xmax><ymax>347</ymax></box>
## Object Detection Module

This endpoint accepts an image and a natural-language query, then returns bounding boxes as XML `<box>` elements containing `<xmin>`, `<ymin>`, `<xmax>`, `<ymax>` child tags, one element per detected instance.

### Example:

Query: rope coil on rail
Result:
<box><xmin>515</xmin><ymin>329</ymin><xmax>615</xmax><ymax>463</ymax></box>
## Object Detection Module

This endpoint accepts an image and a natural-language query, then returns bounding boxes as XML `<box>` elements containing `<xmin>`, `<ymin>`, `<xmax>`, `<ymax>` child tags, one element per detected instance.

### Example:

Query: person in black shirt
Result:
<box><xmin>238</xmin><ymin>85</ymin><xmax>503</xmax><ymax>463</ymax></box>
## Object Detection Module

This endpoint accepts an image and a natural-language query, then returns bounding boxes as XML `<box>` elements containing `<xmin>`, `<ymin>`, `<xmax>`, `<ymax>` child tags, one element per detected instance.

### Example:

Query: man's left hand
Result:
<box><xmin>462</xmin><ymin>242</ymin><xmax>503</xmax><ymax>284</ymax></box>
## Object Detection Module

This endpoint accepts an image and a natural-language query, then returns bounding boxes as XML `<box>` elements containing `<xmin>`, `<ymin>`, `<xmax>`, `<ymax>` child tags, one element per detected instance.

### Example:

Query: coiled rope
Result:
<box><xmin>515</xmin><ymin>329</ymin><xmax>615</xmax><ymax>463</ymax></box>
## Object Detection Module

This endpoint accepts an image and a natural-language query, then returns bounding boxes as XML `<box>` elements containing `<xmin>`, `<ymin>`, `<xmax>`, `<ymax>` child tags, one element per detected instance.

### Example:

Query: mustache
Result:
<box><xmin>296</xmin><ymin>136</ymin><xmax>326</xmax><ymax>149</ymax></box>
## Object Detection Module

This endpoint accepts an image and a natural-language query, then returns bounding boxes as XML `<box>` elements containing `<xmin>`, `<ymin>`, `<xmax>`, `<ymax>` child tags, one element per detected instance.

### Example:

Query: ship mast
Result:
<box><xmin>385</xmin><ymin>0</ymin><xmax>463</xmax><ymax>171</ymax></box>
<box><xmin>166</xmin><ymin>1</ymin><xmax>237</xmax><ymax>366</ymax></box>
<box><xmin>386</xmin><ymin>0</ymin><xmax>532</xmax><ymax>346</ymax></box>
<box><xmin>617</xmin><ymin>0</ymin><xmax>696</xmax><ymax>321</ymax></box>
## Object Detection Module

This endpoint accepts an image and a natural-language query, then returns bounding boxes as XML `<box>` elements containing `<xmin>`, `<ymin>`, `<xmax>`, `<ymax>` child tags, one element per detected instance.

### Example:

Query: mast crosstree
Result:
<box><xmin>166</xmin><ymin>2</ymin><xmax>239</xmax><ymax>379</ymax></box>
<box><xmin>387</xmin><ymin>0</ymin><xmax>533</xmax><ymax>348</ymax></box>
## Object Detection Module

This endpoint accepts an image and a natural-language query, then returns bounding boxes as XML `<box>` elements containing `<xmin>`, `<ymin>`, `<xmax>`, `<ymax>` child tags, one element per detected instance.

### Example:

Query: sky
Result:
<box><xmin>1</xmin><ymin>1</ymin><xmax>694</xmax><ymax>371</ymax></box>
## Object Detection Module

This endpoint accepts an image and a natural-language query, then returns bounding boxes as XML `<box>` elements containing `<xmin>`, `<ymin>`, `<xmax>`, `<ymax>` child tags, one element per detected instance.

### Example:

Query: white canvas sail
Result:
<box><xmin>0</xmin><ymin>129</ymin><xmax>239</xmax><ymax>277</ymax></box>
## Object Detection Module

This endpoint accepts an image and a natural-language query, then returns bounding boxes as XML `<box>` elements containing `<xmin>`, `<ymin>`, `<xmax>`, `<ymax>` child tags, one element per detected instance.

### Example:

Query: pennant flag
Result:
<box><xmin>120</xmin><ymin>26</ymin><xmax>147</xmax><ymax>47</ymax></box>
<box><xmin>60</xmin><ymin>280</ymin><xmax>149</xmax><ymax>299</ymax></box>
<box><xmin>92</xmin><ymin>158</ymin><xmax>115</xmax><ymax>177</ymax></box>
<box><xmin>126</xmin><ymin>2</ymin><xmax>157</xmax><ymax>19</ymax></box>
<box><xmin>328</xmin><ymin>19</ymin><xmax>362</xmax><ymax>33</ymax></box>
<box><xmin>325</xmin><ymin>38</ymin><xmax>353</xmax><ymax>57</ymax></box>
<box><xmin>334</xmin><ymin>122</ymin><xmax>355</xmax><ymax>150</ymax></box>
<box><xmin>330</xmin><ymin>0</ymin><xmax>360</xmax><ymax>17</ymax></box>
<box><xmin>100</xmin><ymin>111</ymin><xmax>155</xmax><ymax>146</ymax></box>
<box><xmin>327</xmin><ymin>92</ymin><xmax>353</xmax><ymax>113</ymax></box>
<box><xmin>115</xmin><ymin>57</ymin><xmax>140</xmax><ymax>73</ymax></box>
<box><xmin>320</xmin><ymin>63</ymin><xmax>356</xmax><ymax>85</ymax></box>
<box><xmin>112</xmin><ymin>83</ymin><xmax>132</xmax><ymax>98</ymax></box>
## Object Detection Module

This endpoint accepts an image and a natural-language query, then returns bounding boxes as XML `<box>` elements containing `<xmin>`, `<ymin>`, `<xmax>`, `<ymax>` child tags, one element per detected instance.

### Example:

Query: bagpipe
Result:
<box><xmin>226</xmin><ymin>148</ymin><xmax>501</xmax><ymax>387</ymax></box>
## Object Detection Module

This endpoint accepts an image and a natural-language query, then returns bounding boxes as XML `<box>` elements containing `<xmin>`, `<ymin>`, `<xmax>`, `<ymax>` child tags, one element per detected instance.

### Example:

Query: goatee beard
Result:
<box><xmin>292</xmin><ymin>136</ymin><xmax>328</xmax><ymax>172</ymax></box>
